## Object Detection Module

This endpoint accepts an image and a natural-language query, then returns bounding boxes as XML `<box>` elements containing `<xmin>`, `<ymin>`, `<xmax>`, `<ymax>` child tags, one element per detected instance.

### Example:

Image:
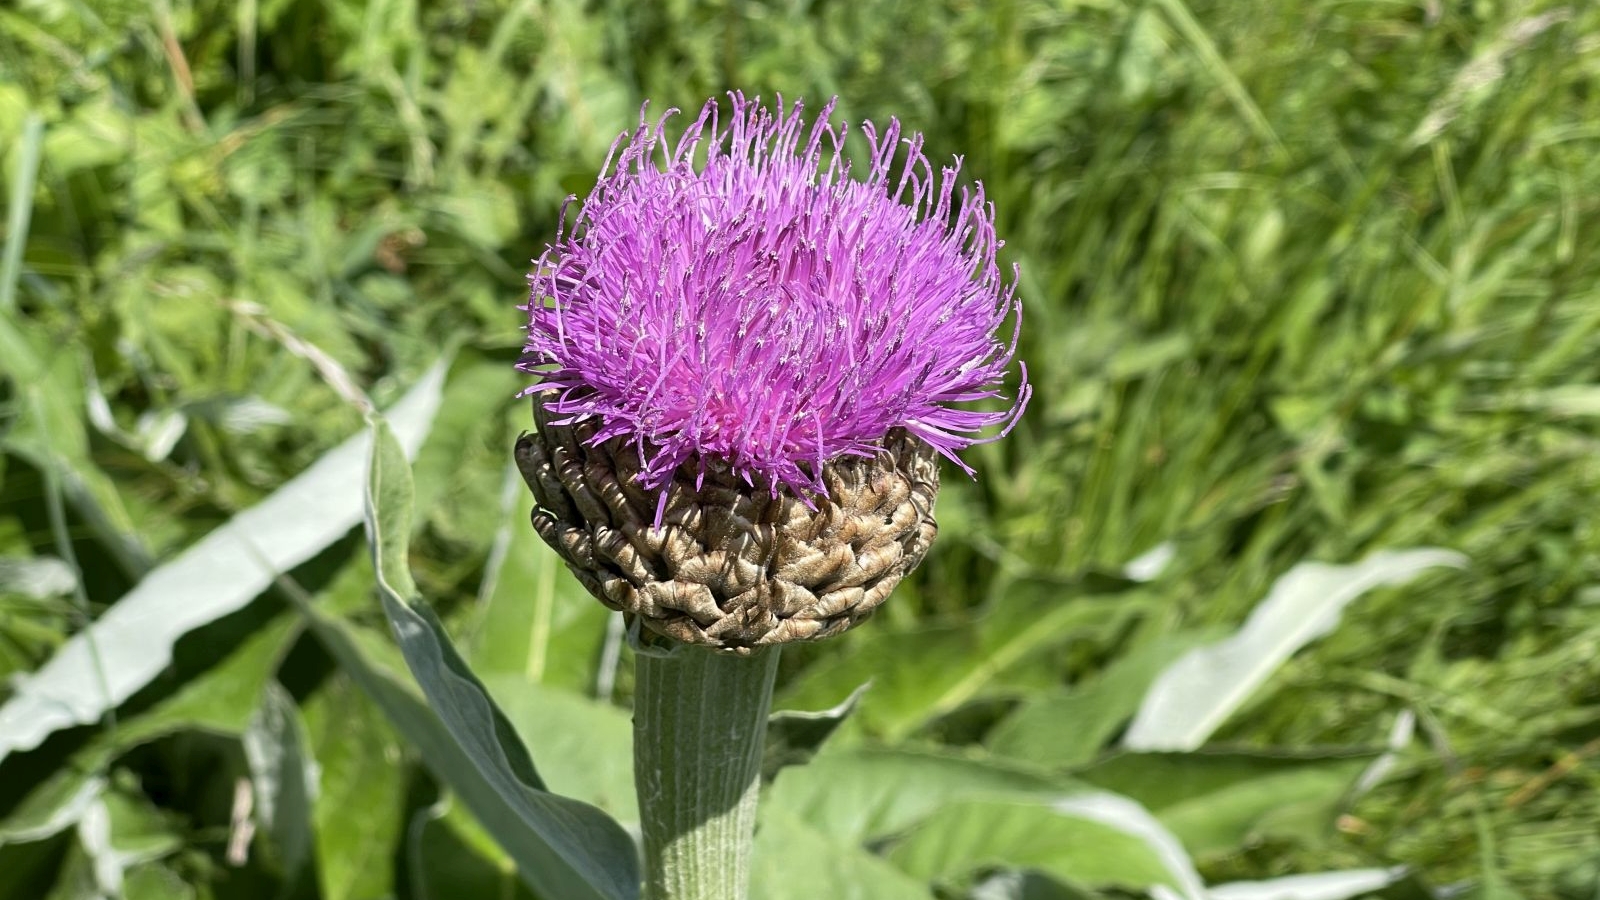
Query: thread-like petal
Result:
<box><xmin>519</xmin><ymin>93</ymin><xmax>1028</xmax><ymax>506</ymax></box>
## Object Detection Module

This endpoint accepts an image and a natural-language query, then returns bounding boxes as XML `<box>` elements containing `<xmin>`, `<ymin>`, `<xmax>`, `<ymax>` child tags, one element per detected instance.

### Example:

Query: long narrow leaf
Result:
<box><xmin>362</xmin><ymin>417</ymin><xmax>640</xmax><ymax>900</ymax></box>
<box><xmin>0</xmin><ymin>360</ymin><xmax>448</xmax><ymax>761</ymax></box>
<box><xmin>1206</xmin><ymin>867</ymin><xmax>1409</xmax><ymax>900</ymax></box>
<box><xmin>1124</xmin><ymin>549</ymin><xmax>1466</xmax><ymax>752</ymax></box>
<box><xmin>0</xmin><ymin>113</ymin><xmax>44</xmax><ymax>312</ymax></box>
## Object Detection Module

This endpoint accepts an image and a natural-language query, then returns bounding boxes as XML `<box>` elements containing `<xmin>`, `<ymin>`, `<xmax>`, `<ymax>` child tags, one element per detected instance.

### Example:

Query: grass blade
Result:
<box><xmin>0</xmin><ymin>112</ymin><xmax>43</xmax><ymax>313</ymax></box>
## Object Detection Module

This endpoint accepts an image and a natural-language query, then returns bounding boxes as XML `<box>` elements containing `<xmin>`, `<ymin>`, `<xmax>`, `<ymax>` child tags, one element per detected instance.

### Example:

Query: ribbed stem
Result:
<box><xmin>633</xmin><ymin>645</ymin><xmax>780</xmax><ymax>900</ymax></box>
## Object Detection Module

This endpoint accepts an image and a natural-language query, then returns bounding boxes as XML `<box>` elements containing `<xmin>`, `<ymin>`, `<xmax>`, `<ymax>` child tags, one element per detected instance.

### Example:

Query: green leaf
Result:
<box><xmin>483</xmin><ymin>674</ymin><xmax>637</xmax><ymax>828</ymax></box>
<box><xmin>763</xmin><ymin>682</ymin><xmax>870</xmax><ymax>783</ymax></box>
<box><xmin>764</xmin><ymin>747</ymin><xmax>1069</xmax><ymax>846</ymax></box>
<box><xmin>75</xmin><ymin>787</ymin><xmax>187</xmax><ymax>897</ymax></box>
<box><xmin>1077</xmin><ymin>751</ymin><xmax>1373</xmax><ymax>857</ymax></box>
<box><xmin>762</xmin><ymin>751</ymin><xmax>1214</xmax><ymax>896</ymax></box>
<box><xmin>0</xmin><ymin>359</ymin><xmax>449</xmax><ymax>762</ymax></box>
<box><xmin>0</xmin><ymin>839</ymin><xmax>65</xmax><ymax>900</ymax></box>
<box><xmin>969</xmin><ymin>870</ymin><xmax>1097</xmax><ymax>900</ymax></box>
<box><xmin>242</xmin><ymin>680</ymin><xmax>318</xmax><ymax>880</ymax></box>
<box><xmin>109</xmin><ymin>616</ymin><xmax>304</xmax><ymax>747</ymax></box>
<box><xmin>470</xmin><ymin>457</ymin><xmax>612</xmax><ymax>690</ymax></box>
<box><xmin>0</xmin><ymin>773</ymin><xmax>105</xmax><ymax>846</ymax></box>
<box><xmin>302</xmin><ymin>673</ymin><xmax>406</xmax><ymax>900</ymax></box>
<box><xmin>751</xmin><ymin>808</ymin><xmax>935</xmax><ymax>900</ymax></box>
<box><xmin>0</xmin><ymin>309</ymin><xmax>150</xmax><ymax>573</ymax></box>
<box><xmin>123</xmin><ymin>861</ymin><xmax>199</xmax><ymax>900</ymax></box>
<box><xmin>885</xmin><ymin>795</ymin><xmax>1188</xmax><ymax>895</ymax></box>
<box><xmin>408</xmin><ymin>352</ymin><xmax>519</xmax><ymax>531</ymax></box>
<box><xmin>408</xmin><ymin>803</ymin><xmax>539</xmax><ymax>900</ymax></box>
<box><xmin>42</xmin><ymin>838</ymin><xmax>100</xmax><ymax>900</ymax></box>
<box><xmin>0</xmin><ymin>621</ymin><xmax>293</xmax><ymax>898</ymax></box>
<box><xmin>780</xmin><ymin>586</ymin><xmax>1147</xmax><ymax>742</ymax></box>
<box><xmin>1125</xmin><ymin>549</ymin><xmax>1467</xmax><ymax>751</ymax></box>
<box><xmin>988</xmin><ymin>633</ymin><xmax>1213</xmax><ymax>769</ymax></box>
<box><xmin>0</xmin><ymin>614</ymin><xmax>301</xmax><ymax>848</ymax></box>
<box><xmin>359</xmin><ymin>416</ymin><xmax>640</xmax><ymax>900</ymax></box>
<box><xmin>298</xmin><ymin>595</ymin><xmax>639</xmax><ymax>900</ymax></box>
<box><xmin>468</xmin><ymin>402</ymin><xmax>612</xmax><ymax>693</ymax></box>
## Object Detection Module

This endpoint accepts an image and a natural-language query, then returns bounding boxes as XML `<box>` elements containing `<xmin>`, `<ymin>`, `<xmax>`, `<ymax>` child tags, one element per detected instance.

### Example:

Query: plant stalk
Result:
<box><xmin>633</xmin><ymin>644</ymin><xmax>780</xmax><ymax>900</ymax></box>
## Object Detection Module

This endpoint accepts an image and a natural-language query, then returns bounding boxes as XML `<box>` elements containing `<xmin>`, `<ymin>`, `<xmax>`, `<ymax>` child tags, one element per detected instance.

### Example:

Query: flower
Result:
<box><xmin>515</xmin><ymin>93</ymin><xmax>1028</xmax><ymax>650</ymax></box>
<box><xmin>518</xmin><ymin>93</ymin><xmax>1028</xmax><ymax>515</ymax></box>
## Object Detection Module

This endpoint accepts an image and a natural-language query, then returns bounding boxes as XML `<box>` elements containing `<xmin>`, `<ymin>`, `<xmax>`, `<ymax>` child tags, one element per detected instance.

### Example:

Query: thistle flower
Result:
<box><xmin>516</xmin><ymin>93</ymin><xmax>1028</xmax><ymax>651</ymax></box>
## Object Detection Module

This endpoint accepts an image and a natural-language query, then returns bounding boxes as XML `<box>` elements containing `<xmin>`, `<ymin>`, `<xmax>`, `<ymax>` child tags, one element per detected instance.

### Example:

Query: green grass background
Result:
<box><xmin>2</xmin><ymin>0</ymin><xmax>1598</xmax><ymax>897</ymax></box>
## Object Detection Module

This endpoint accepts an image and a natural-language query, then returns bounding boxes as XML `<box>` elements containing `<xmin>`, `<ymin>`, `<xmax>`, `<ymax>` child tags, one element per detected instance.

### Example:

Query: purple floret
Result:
<box><xmin>519</xmin><ymin>92</ymin><xmax>1030</xmax><ymax>509</ymax></box>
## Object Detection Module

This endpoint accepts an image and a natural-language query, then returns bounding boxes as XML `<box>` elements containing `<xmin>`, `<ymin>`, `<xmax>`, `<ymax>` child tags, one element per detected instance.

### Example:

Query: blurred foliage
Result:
<box><xmin>2</xmin><ymin>0</ymin><xmax>1599</xmax><ymax>897</ymax></box>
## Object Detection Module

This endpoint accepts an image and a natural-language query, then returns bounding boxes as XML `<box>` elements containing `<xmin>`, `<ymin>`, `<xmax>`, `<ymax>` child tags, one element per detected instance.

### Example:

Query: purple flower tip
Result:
<box><xmin>519</xmin><ymin>92</ymin><xmax>1030</xmax><ymax>507</ymax></box>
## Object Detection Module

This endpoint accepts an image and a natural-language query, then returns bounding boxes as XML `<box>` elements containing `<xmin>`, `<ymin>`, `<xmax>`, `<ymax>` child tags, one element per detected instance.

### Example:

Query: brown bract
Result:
<box><xmin>514</xmin><ymin>398</ymin><xmax>940</xmax><ymax>653</ymax></box>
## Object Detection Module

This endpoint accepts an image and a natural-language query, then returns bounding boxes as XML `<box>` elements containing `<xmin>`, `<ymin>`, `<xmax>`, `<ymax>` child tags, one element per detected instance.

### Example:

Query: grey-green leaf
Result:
<box><xmin>0</xmin><ymin>615</ymin><xmax>301</xmax><ymax>849</ymax></box>
<box><xmin>75</xmin><ymin>788</ymin><xmax>186</xmax><ymax>899</ymax></box>
<box><xmin>299</xmin><ymin>595</ymin><xmax>641</xmax><ymax>900</ymax></box>
<box><xmin>362</xmin><ymin>417</ymin><xmax>640</xmax><ymax>900</ymax></box>
<box><xmin>1209</xmin><ymin>867</ymin><xmax>1409</xmax><ymax>900</ymax></box>
<box><xmin>1124</xmin><ymin>549</ymin><xmax>1467</xmax><ymax>751</ymax></box>
<box><xmin>408</xmin><ymin>803</ymin><xmax>541</xmax><ymax>900</ymax></box>
<box><xmin>484</xmin><ymin>674</ymin><xmax>638</xmax><ymax>829</ymax></box>
<box><xmin>242</xmin><ymin>680</ymin><xmax>319</xmax><ymax>880</ymax></box>
<box><xmin>763</xmin><ymin>682</ymin><xmax>870</xmax><ymax>782</ymax></box>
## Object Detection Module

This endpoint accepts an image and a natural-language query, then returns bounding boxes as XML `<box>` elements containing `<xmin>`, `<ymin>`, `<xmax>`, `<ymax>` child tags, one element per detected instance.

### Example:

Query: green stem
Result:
<box><xmin>633</xmin><ymin>644</ymin><xmax>780</xmax><ymax>900</ymax></box>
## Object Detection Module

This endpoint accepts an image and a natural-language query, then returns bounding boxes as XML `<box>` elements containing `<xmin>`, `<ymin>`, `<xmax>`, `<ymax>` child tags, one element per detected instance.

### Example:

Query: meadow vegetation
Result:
<box><xmin>1</xmin><ymin>1</ymin><xmax>1597</xmax><ymax>897</ymax></box>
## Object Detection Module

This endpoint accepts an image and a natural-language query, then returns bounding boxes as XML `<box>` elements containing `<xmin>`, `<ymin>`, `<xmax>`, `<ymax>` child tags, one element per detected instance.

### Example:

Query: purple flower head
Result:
<box><xmin>519</xmin><ymin>93</ymin><xmax>1029</xmax><ymax>515</ymax></box>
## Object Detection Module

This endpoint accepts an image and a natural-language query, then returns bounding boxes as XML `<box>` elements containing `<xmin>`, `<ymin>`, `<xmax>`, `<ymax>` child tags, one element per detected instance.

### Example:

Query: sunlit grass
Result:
<box><xmin>0</xmin><ymin>0</ymin><xmax>1597</xmax><ymax>896</ymax></box>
